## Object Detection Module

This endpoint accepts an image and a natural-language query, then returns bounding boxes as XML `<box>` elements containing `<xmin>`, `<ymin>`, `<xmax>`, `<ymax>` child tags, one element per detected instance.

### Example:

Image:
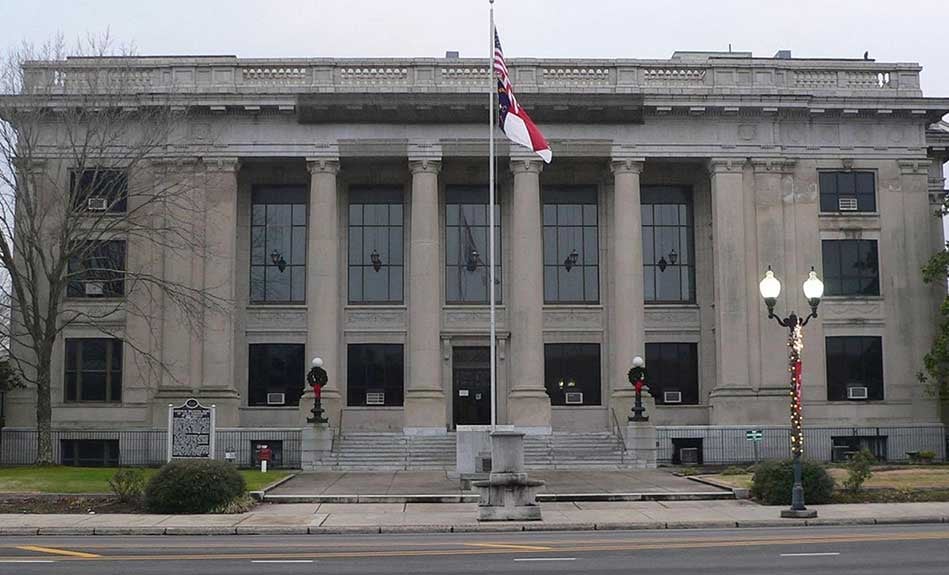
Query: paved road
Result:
<box><xmin>0</xmin><ymin>524</ymin><xmax>947</xmax><ymax>574</ymax></box>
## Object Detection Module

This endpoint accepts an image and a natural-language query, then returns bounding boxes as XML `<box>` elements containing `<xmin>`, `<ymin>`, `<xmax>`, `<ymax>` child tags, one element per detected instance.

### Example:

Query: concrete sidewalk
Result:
<box><xmin>2</xmin><ymin>500</ymin><xmax>948</xmax><ymax>536</ymax></box>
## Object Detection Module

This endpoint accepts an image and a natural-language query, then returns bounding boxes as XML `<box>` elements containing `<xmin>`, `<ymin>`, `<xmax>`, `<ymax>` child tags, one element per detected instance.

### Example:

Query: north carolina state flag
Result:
<box><xmin>494</xmin><ymin>30</ymin><xmax>551</xmax><ymax>163</ymax></box>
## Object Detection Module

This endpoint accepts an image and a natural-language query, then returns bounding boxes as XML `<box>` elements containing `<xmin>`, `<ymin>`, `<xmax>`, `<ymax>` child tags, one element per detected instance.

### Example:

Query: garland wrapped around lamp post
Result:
<box><xmin>306</xmin><ymin>357</ymin><xmax>329</xmax><ymax>425</ymax></box>
<box><xmin>628</xmin><ymin>356</ymin><xmax>648</xmax><ymax>422</ymax></box>
<box><xmin>759</xmin><ymin>266</ymin><xmax>824</xmax><ymax>519</ymax></box>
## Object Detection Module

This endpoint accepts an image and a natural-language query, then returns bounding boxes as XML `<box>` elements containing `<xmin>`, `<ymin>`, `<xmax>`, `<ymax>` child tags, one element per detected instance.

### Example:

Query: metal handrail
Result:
<box><xmin>610</xmin><ymin>408</ymin><xmax>627</xmax><ymax>465</ymax></box>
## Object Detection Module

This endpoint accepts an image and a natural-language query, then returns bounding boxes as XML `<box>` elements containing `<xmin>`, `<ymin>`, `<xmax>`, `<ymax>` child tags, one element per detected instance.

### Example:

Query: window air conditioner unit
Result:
<box><xmin>366</xmin><ymin>391</ymin><xmax>385</xmax><ymax>406</ymax></box>
<box><xmin>87</xmin><ymin>197</ymin><xmax>109</xmax><ymax>210</ymax></box>
<box><xmin>847</xmin><ymin>386</ymin><xmax>869</xmax><ymax>400</ymax></box>
<box><xmin>564</xmin><ymin>391</ymin><xmax>584</xmax><ymax>405</ymax></box>
<box><xmin>266</xmin><ymin>392</ymin><xmax>286</xmax><ymax>405</ymax></box>
<box><xmin>838</xmin><ymin>197</ymin><xmax>858</xmax><ymax>211</ymax></box>
<box><xmin>83</xmin><ymin>281</ymin><xmax>104</xmax><ymax>296</ymax></box>
<box><xmin>663</xmin><ymin>391</ymin><xmax>682</xmax><ymax>404</ymax></box>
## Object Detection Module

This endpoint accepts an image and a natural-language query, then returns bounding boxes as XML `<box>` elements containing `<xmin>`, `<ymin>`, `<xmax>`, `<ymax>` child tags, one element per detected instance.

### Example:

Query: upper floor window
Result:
<box><xmin>642</xmin><ymin>187</ymin><xmax>695</xmax><ymax>303</ymax></box>
<box><xmin>446</xmin><ymin>187</ymin><xmax>501</xmax><ymax>304</ymax></box>
<box><xmin>822</xmin><ymin>239</ymin><xmax>879</xmax><ymax>296</ymax></box>
<box><xmin>826</xmin><ymin>336</ymin><xmax>883</xmax><ymax>401</ymax></box>
<box><xmin>70</xmin><ymin>168</ymin><xmax>128</xmax><ymax>213</ymax></box>
<box><xmin>544</xmin><ymin>343</ymin><xmax>601</xmax><ymax>406</ymax></box>
<box><xmin>248</xmin><ymin>343</ymin><xmax>305</xmax><ymax>407</ymax></box>
<box><xmin>347</xmin><ymin>343</ymin><xmax>404</xmax><ymax>407</ymax></box>
<box><xmin>348</xmin><ymin>188</ymin><xmax>404</xmax><ymax>304</ymax></box>
<box><xmin>645</xmin><ymin>342</ymin><xmax>699</xmax><ymax>405</ymax></box>
<box><xmin>65</xmin><ymin>338</ymin><xmax>122</xmax><ymax>403</ymax></box>
<box><xmin>67</xmin><ymin>240</ymin><xmax>126</xmax><ymax>298</ymax></box>
<box><xmin>250</xmin><ymin>186</ymin><xmax>307</xmax><ymax>304</ymax></box>
<box><xmin>543</xmin><ymin>187</ymin><xmax>599</xmax><ymax>303</ymax></box>
<box><xmin>819</xmin><ymin>171</ymin><xmax>876</xmax><ymax>213</ymax></box>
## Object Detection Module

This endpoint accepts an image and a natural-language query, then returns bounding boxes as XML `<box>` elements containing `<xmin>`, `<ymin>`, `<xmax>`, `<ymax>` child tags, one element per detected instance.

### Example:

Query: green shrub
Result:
<box><xmin>108</xmin><ymin>468</ymin><xmax>146</xmax><ymax>504</ymax></box>
<box><xmin>721</xmin><ymin>465</ymin><xmax>749</xmax><ymax>476</ymax></box>
<box><xmin>144</xmin><ymin>460</ymin><xmax>246</xmax><ymax>514</ymax></box>
<box><xmin>843</xmin><ymin>449</ymin><xmax>875</xmax><ymax>491</ymax></box>
<box><xmin>918</xmin><ymin>450</ymin><xmax>936</xmax><ymax>463</ymax></box>
<box><xmin>750</xmin><ymin>459</ymin><xmax>835</xmax><ymax>505</ymax></box>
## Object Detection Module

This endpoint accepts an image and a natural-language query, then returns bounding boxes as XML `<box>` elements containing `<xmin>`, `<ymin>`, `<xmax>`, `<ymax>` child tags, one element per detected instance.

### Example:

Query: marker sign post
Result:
<box><xmin>746</xmin><ymin>429</ymin><xmax>763</xmax><ymax>463</ymax></box>
<box><xmin>167</xmin><ymin>398</ymin><xmax>216</xmax><ymax>462</ymax></box>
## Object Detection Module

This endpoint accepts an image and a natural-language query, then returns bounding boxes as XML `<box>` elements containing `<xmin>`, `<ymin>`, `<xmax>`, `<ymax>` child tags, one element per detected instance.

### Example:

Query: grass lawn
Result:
<box><xmin>703</xmin><ymin>466</ymin><xmax>949</xmax><ymax>492</ymax></box>
<box><xmin>0</xmin><ymin>466</ymin><xmax>289</xmax><ymax>494</ymax></box>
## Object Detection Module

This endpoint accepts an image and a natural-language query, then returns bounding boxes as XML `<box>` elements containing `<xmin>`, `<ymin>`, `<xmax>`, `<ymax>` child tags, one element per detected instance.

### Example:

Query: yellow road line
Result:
<box><xmin>16</xmin><ymin>545</ymin><xmax>101</xmax><ymax>559</ymax></box>
<box><xmin>464</xmin><ymin>543</ymin><xmax>553</xmax><ymax>551</ymax></box>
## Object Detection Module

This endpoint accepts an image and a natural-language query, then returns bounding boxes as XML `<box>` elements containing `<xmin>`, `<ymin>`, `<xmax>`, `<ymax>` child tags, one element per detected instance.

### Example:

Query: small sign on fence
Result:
<box><xmin>745</xmin><ymin>430</ymin><xmax>763</xmax><ymax>441</ymax></box>
<box><xmin>167</xmin><ymin>398</ymin><xmax>216</xmax><ymax>461</ymax></box>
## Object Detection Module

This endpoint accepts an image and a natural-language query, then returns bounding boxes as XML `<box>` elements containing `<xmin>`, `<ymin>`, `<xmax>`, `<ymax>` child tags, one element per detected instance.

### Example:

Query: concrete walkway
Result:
<box><xmin>270</xmin><ymin>469</ymin><xmax>718</xmax><ymax>496</ymax></box>
<box><xmin>2</xmin><ymin>501</ymin><xmax>948</xmax><ymax>535</ymax></box>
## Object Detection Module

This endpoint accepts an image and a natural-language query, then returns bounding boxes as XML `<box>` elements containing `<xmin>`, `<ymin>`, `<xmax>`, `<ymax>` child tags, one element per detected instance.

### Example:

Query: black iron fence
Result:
<box><xmin>0</xmin><ymin>428</ymin><xmax>302</xmax><ymax>468</ymax></box>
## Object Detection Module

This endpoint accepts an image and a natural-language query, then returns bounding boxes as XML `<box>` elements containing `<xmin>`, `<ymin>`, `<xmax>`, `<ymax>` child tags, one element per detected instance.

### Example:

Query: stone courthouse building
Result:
<box><xmin>3</xmin><ymin>49</ymin><xmax>949</xmax><ymax>467</ymax></box>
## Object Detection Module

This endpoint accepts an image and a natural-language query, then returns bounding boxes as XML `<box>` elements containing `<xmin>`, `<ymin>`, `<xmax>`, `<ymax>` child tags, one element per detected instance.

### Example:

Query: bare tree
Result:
<box><xmin>0</xmin><ymin>36</ymin><xmax>224</xmax><ymax>463</ymax></box>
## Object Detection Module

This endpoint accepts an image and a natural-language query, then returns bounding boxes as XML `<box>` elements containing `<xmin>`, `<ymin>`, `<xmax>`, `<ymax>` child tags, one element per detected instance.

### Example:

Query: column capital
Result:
<box><xmin>202</xmin><ymin>157</ymin><xmax>240</xmax><ymax>173</ymax></box>
<box><xmin>408</xmin><ymin>158</ymin><xmax>441</xmax><ymax>174</ymax></box>
<box><xmin>306</xmin><ymin>157</ymin><xmax>340</xmax><ymax>175</ymax></box>
<box><xmin>750</xmin><ymin>157</ymin><xmax>797</xmax><ymax>174</ymax></box>
<box><xmin>898</xmin><ymin>159</ymin><xmax>929</xmax><ymax>176</ymax></box>
<box><xmin>707</xmin><ymin>157</ymin><xmax>745</xmax><ymax>174</ymax></box>
<box><xmin>610</xmin><ymin>158</ymin><xmax>646</xmax><ymax>175</ymax></box>
<box><xmin>510</xmin><ymin>157</ymin><xmax>544</xmax><ymax>175</ymax></box>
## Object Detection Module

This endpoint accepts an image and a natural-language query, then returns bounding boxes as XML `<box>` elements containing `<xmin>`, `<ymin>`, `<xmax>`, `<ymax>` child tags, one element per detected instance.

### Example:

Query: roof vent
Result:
<box><xmin>445</xmin><ymin>50</ymin><xmax>460</xmax><ymax>58</ymax></box>
<box><xmin>774</xmin><ymin>50</ymin><xmax>792</xmax><ymax>59</ymax></box>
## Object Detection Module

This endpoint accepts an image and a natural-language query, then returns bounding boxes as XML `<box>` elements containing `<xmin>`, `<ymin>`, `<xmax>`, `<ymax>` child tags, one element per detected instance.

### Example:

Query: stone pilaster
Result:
<box><xmin>707</xmin><ymin>158</ymin><xmax>755</xmax><ymax>424</ymax></box>
<box><xmin>508</xmin><ymin>157</ymin><xmax>551</xmax><ymax>431</ymax></box>
<box><xmin>404</xmin><ymin>148</ymin><xmax>447</xmax><ymax>433</ymax></box>
<box><xmin>305</xmin><ymin>155</ymin><xmax>342</xmax><ymax>428</ymax></box>
<box><xmin>609</xmin><ymin>155</ymin><xmax>646</xmax><ymax>422</ymax></box>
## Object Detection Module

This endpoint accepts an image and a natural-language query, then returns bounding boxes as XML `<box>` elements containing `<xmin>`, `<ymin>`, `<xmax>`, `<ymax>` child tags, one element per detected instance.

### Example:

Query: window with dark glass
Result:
<box><xmin>821</xmin><ymin>239</ymin><xmax>879</xmax><ymax>296</ymax></box>
<box><xmin>446</xmin><ymin>187</ymin><xmax>501</xmax><ymax>304</ymax></box>
<box><xmin>67</xmin><ymin>240</ymin><xmax>126</xmax><ymax>298</ymax></box>
<box><xmin>544</xmin><ymin>343</ymin><xmax>601</xmax><ymax>406</ymax></box>
<box><xmin>65</xmin><ymin>338</ymin><xmax>122</xmax><ymax>403</ymax></box>
<box><xmin>543</xmin><ymin>188</ymin><xmax>598</xmax><ymax>303</ymax></box>
<box><xmin>645</xmin><ymin>342</ymin><xmax>699</xmax><ymax>405</ymax></box>
<box><xmin>347</xmin><ymin>344</ymin><xmax>404</xmax><ymax>407</ymax></box>
<box><xmin>642</xmin><ymin>187</ymin><xmax>695</xmax><ymax>303</ymax></box>
<box><xmin>250</xmin><ymin>186</ymin><xmax>307</xmax><ymax>303</ymax></box>
<box><xmin>61</xmin><ymin>439</ymin><xmax>119</xmax><ymax>467</ymax></box>
<box><xmin>348</xmin><ymin>188</ymin><xmax>404</xmax><ymax>304</ymax></box>
<box><xmin>826</xmin><ymin>336</ymin><xmax>884</xmax><ymax>401</ymax></box>
<box><xmin>70</xmin><ymin>168</ymin><xmax>128</xmax><ymax>213</ymax></box>
<box><xmin>248</xmin><ymin>344</ymin><xmax>305</xmax><ymax>407</ymax></box>
<box><xmin>819</xmin><ymin>171</ymin><xmax>876</xmax><ymax>213</ymax></box>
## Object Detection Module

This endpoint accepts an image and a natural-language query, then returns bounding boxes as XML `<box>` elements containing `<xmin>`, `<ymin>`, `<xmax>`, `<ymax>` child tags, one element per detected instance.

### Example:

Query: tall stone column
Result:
<box><xmin>707</xmin><ymin>158</ymin><xmax>755</xmax><ymax>424</ymax></box>
<box><xmin>305</xmin><ymin>156</ymin><xmax>342</xmax><ymax>428</ymax></box>
<box><xmin>508</xmin><ymin>157</ymin><xmax>551</xmax><ymax>431</ymax></box>
<box><xmin>199</xmin><ymin>158</ymin><xmax>241</xmax><ymax>425</ymax></box>
<box><xmin>610</xmin><ymin>156</ymin><xmax>646</xmax><ymax>421</ymax></box>
<box><xmin>405</xmin><ymin>152</ymin><xmax>447</xmax><ymax>433</ymax></box>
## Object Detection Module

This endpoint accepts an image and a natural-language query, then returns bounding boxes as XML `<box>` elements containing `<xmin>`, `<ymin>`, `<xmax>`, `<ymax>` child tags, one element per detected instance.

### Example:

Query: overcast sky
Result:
<box><xmin>2</xmin><ymin>0</ymin><xmax>948</xmax><ymax>97</ymax></box>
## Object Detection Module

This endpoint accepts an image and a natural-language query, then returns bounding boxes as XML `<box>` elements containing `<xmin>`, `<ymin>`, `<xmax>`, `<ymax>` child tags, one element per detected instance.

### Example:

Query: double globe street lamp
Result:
<box><xmin>758</xmin><ymin>265</ymin><xmax>824</xmax><ymax>519</ymax></box>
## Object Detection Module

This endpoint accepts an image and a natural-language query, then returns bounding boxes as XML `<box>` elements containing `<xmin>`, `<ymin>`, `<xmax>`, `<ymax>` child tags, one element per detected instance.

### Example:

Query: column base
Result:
<box><xmin>403</xmin><ymin>389</ymin><xmax>447</xmax><ymax>430</ymax></box>
<box><xmin>624</xmin><ymin>421</ymin><xmax>658</xmax><ymax>468</ymax></box>
<box><xmin>507</xmin><ymin>389</ymin><xmax>551</xmax><ymax>429</ymax></box>
<box><xmin>301</xmin><ymin>425</ymin><xmax>336</xmax><ymax>470</ymax></box>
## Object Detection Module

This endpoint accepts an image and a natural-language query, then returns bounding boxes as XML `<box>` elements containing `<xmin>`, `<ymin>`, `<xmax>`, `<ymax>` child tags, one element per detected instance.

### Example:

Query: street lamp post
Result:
<box><xmin>628</xmin><ymin>356</ymin><xmax>648</xmax><ymax>422</ymax></box>
<box><xmin>306</xmin><ymin>357</ymin><xmax>329</xmax><ymax>425</ymax></box>
<box><xmin>759</xmin><ymin>266</ymin><xmax>824</xmax><ymax>519</ymax></box>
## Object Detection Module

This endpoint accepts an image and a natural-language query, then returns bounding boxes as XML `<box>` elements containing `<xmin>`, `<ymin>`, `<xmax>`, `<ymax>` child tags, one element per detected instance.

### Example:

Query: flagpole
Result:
<box><xmin>488</xmin><ymin>0</ymin><xmax>497</xmax><ymax>428</ymax></box>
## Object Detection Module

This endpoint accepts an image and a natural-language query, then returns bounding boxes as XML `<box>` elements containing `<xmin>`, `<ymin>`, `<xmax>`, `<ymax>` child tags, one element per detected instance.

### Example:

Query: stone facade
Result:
<box><xmin>4</xmin><ymin>51</ymin><xmax>949</xmax><ymax>451</ymax></box>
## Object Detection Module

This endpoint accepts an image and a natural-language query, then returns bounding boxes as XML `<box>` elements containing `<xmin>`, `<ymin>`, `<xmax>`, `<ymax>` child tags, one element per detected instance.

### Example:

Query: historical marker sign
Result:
<box><xmin>167</xmin><ymin>398</ymin><xmax>216</xmax><ymax>461</ymax></box>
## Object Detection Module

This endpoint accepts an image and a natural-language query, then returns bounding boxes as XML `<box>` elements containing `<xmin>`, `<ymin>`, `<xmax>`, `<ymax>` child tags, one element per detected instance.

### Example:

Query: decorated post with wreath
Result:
<box><xmin>307</xmin><ymin>357</ymin><xmax>329</xmax><ymax>425</ymax></box>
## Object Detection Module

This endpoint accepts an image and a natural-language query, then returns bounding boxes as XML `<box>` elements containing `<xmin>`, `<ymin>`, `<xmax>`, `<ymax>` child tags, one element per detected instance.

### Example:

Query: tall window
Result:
<box><xmin>347</xmin><ymin>344</ymin><xmax>404</xmax><ymax>407</ymax></box>
<box><xmin>544</xmin><ymin>343</ymin><xmax>601</xmax><ymax>406</ymax></box>
<box><xmin>543</xmin><ymin>187</ymin><xmax>599</xmax><ymax>303</ymax></box>
<box><xmin>642</xmin><ymin>187</ymin><xmax>695</xmax><ymax>303</ymax></box>
<box><xmin>446</xmin><ymin>187</ymin><xmax>501</xmax><ymax>303</ymax></box>
<box><xmin>819</xmin><ymin>171</ymin><xmax>876</xmax><ymax>213</ymax></box>
<box><xmin>822</xmin><ymin>239</ymin><xmax>879</xmax><ymax>296</ymax></box>
<box><xmin>250</xmin><ymin>186</ymin><xmax>307</xmax><ymax>303</ymax></box>
<box><xmin>645</xmin><ymin>342</ymin><xmax>699</xmax><ymax>405</ymax></box>
<box><xmin>67</xmin><ymin>240</ymin><xmax>126</xmax><ymax>298</ymax></box>
<box><xmin>348</xmin><ymin>188</ymin><xmax>404</xmax><ymax>304</ymax></box>
<box><xmin>65</xmin><ymin>338</ymin><xmax>123</xmax><ymax>403</ymax></box>
<box><xmin>248</xmin><ymin>344</ymin><xmax>305</xmax><ymax>406</ymax></box>
<box><xmin>70</xmin><ymin>168</ymin><xmax>128</xmax><ymax>213</ymax></box>
<box><xmin>826</xmin><ymin>336</ymin><xmax>884</xmax><ymax>401</ymax></box>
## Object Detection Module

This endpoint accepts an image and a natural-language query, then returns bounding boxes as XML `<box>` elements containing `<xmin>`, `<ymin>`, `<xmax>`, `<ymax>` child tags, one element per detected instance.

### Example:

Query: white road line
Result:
<box><xmin>250</xmin><ymin>560</ymin><xmax>315</xmax><ymax>564</ymax></box>
<box><xmin>513</xmin><ymin>557</ymin><xmax>577</xmax><ymax>562</ymax></box>
<box><xmin>780</xmin><ymin>552</ymin><xmax>841</xmax><ymax>557</ymax></box>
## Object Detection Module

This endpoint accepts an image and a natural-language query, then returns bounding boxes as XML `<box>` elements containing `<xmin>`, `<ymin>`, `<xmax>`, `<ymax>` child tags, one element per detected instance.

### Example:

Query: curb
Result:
<box><xmin>262</xmin><ymin>491</ymin><xmax>734</xmax><ymax>504</ymax></box>
<box><xmin>1</xmin><ymin>516</ymin><xmax>944</xmax><ymax>536</ymax></box>
<box><xmin>249</xmin><ymin>473</ymin><xmax>297</xmax><ymax>501</ymax></box>
<box><xmin>687</xmin><ymin>475</ymin><xmax>751</xmax><ymax>499</ymax></box>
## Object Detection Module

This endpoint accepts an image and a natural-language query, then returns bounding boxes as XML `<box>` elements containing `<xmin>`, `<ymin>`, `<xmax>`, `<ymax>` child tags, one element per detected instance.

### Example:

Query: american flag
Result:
<box><xmin>493</xmin><ymin>30</ymin><xmax>551</xmax><ymax>163</ymax></box>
